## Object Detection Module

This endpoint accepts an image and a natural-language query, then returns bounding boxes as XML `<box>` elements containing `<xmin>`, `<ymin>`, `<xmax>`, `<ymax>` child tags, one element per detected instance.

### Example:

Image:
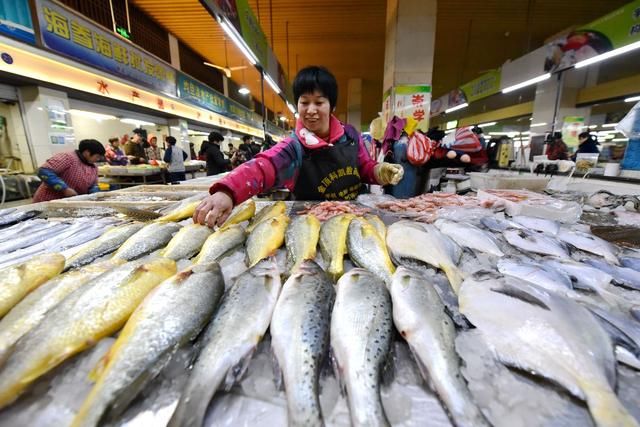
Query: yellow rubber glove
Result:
<box><xmin>374</xmin><ymin>163</ymin><xmax>404</xmax><ymax>185</ymax></box>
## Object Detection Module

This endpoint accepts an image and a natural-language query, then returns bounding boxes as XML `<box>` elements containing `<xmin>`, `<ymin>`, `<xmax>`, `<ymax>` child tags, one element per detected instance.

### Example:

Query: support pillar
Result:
<box><xmin>382</xmin><ymin>0</ymin><xmax>436</xmax><ymax>130</ymax></box>
<box><xmin>346</xmin><ymin>78</ymin><xmax>362</xmax><ymax>131</ymax></box>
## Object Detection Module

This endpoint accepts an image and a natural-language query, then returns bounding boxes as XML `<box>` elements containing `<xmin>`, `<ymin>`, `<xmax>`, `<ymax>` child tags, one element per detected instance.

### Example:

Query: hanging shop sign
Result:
<box><xmin>0</xmin><ymin>39</ymin><xmax>264</xmax><ymax>138</ymax></box>
<box><xmin>0</xmin><ymin>0</ymin><xmax>36</xmax><ymax>44</ymax></box>
<box><xmin>390</xmin><ymin>85</ymin><xmax>432</xmax><ymax>132</ymax></box>
<box><xmin>235</xmin><ymin>0</ymin><xmax>269</xmax><ymax>67</ymax></box>
<box><xmin>35</xmin><ymin>0</ymin><xmax>177</xmax><ymax>97</ymax></box>
<box><xmin>561</xmin><ymin>116</ymin><xmax>585</xmax><ymax>147</ymax></box>
<box><xmin>177</xmin><ymin>72</ymin><xmax>227</xmax><ymax>115</ymax></box>
<box><xmin>460</xmin><ymin>70</ymin><xmax>501</xmax><ymax>104</ymax></box>
<box><xmin>543</xmin><ymin>0</ymin><xmax>640</xmax><ymax>73</ymax></box>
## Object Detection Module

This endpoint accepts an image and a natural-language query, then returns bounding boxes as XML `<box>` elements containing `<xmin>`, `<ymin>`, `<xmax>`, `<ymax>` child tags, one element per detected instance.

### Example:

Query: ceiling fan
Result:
<box><xmin>204</xmin><ymin>39</ymin><xmax>248</xmax><ymax>78</ymax></box>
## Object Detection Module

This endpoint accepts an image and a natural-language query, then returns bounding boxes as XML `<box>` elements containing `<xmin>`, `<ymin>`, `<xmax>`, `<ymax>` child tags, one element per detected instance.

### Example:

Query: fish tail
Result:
<box><xmin>443</xmin><ymin>264</ymin><xmax>466</xmax><ymax>295</ymax></box>
<box><xmin>586</xmin><ymin>386</ymin><xmax>638</xmax><ymax>427</ymax></box>
<box><xmin>168</xmin><ymin>369</ymin><xmax>225</xmax><ymax>427</ymax></box>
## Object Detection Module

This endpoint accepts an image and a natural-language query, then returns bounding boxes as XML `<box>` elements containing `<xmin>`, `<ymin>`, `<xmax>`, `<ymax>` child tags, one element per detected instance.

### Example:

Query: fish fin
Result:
<box><xmin>380</xmin><ymin>340</ymin><xmax>396</xmax><ymax>389</ymax></box>
<box><xmin>632</xmin><ymin>307</ymin><xmax>640</xmax><ymax>322</ymax></box>
<box><xmin>490</xmin><ymin>284</ymin><xmax>551</xmax><ymax>311</ymax></box>
<box><xmin>223</xmin><ymin>349</ymin><xmax>256</xmax><ymax>391</ymax></box>
<box><xmin>88</xmin><ymin>350</ymin><xmax>112</xmax><ymax>382</ymax></box>
<box><xmin>442</xmin><ymin>265</ymin><xmax>466</xmax><ymax>295</ymax></box>
<box><xmin>271</xmin><ymin>350</ymin><xmax>284</xmax><ymax>392</ymax></box>
<box><xmin>329</xmin><ymin>347</ymin><xmax>347</xmax><ymax>397</ymax></box>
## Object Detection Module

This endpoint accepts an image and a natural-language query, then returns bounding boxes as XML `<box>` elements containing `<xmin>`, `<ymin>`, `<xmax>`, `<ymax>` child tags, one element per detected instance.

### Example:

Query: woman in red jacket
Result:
<box><xmin>194</xmin><ymin>66</ymin><xmax>404</xmax><ymax>227</ymax></box>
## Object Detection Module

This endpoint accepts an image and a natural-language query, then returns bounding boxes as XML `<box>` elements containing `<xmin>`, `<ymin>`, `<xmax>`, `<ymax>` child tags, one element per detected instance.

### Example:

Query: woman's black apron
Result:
<box><xmin>293</xmin><ymin>136</ymin><xmax>362</xmax><ymax>201</ymax></box>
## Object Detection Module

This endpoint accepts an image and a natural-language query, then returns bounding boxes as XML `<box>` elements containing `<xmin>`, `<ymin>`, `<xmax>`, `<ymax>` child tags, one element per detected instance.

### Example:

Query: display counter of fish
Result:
<box><xmin>0</xmin><ymin>193</ymin><xmax>638</xmax><ymax>427</ymax></box>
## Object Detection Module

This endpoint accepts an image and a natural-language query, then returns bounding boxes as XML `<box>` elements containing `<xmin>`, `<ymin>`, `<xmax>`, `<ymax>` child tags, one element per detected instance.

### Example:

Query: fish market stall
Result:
<box><xmin>0</xmin><ymin>183</ymin><xmax>639</xmax><ymax>427</ymax></box>
<box><xmin>98</xmin><ymin>162</ymin><xmax>203</xmax><ymax>187</ymax></box>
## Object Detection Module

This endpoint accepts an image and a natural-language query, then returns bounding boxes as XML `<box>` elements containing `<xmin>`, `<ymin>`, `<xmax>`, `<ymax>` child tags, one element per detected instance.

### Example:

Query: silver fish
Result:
<box><xmin>512</xmin><ymin>215</ymin><xmax>560</xmax><ymax>235</ymax></box>
<box><xmin>159</xmin><ymin>223</ymin><xmax>213</xmax><ymax>261</ymax></box>
<box><xmin>504</xmin><ymin>228</ymin><xmax>570</xmax><ymax>259</ymax></box>
<box><xmin>270</xmin><ymin>261</ymin><xmax>334</xmax><ymax>427</ymax></box>
<box><xmin>479</xmin><ymin>216</ymin><xmax>523</xmax><ymax>233</ymax></box>
<box><xmin>435</xmin><ymin>219</ymin><xmax>504</xmax><ymax>257</ymax></box>
<box><xmin>0</xmin><ymin>219</ymin><xmax>51</xmax><ymax>244</ymax></box>
<box><xmin>587</xmin><ymin>306</ymin><xmax>640</xmax><ymax>360</ymax></box>
<box><xmin>71</xmin><ymin>263</ymin><xmax>225</xmax><ymax>427</ymax></box>
<box><xmin>347</xmin><ymin>217</ymin><xmax>395</xmax><ymax>285</ymax></box>
<box><xmin>497</xmin><ymin>257</ymin><xmax>574</xmax><ymax>294</ymax></box>
<box><xmin>557</xmin><ymin>228</ymin><xmax>619</xmax><ymax>264</ymax></box>
<box><xmin>112</xmin><ymin>222</ymin><xmax>181</xmax><ymax>261</ymax></box>
<box><xmin>390</xmin><ymin>267</ymin><xmax>488</xmax><ymax>427</ymax></box>
<box><xmin>331</xmin><ymin>269</ymin><xmax>393</xmax><ymax>427</ymax></box>
<box><xmin>64</xmin><ymin>223</ymin><xmax>144</xmax><ymax>270</ymax></box>
<box><xmin>459</xmin><ymin>271</ymin><xmax>637</xmax><ymax>427</ymax></box>
<box><xmin>621</xmin><ymin>256</ymin><xmax>640</xmax><ymax>272</ymax></box>
<box><xmin>387</xmin><ymin>221</ymin><xmax>465</xmax><ymax>294</ymax></box>
<box><xmin>585</xmin><ymin>259</ymin><xmax>640</xmax><ymax>291</ymax></box>
<box><xmin>0</xmin><ymin>222</ymin><xmax>67</xmax><ymax>254</ymax></box>
<box><xmin>168</xmin><ymin>259</ymin><xmax>281</xmax><ymax>427</ymax></box>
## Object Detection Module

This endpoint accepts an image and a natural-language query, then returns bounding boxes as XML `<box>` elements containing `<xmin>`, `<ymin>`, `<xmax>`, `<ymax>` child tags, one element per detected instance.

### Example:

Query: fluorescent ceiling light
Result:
<box><xmin>502</xmin><ymin>73</ymin><xmax>551</xmax><ymax>94</ymax></box>
<box><xmin>68</xmin><ymin>109</ymin><xmax>116</xmax><ymax>121</ymax></box>
<box><xmin>625</xmin><ymin>95</ymin><xmax>640</xmax><ymax>103</ymax></box>
<box><xmin>264</xmin><ymin>73</ymin><xmax>281</xmax><ymax>94</ymax></box>
<box><xmin>238</xmin><ymin>87</ymin><xmax>250</xmax><ymax>95</ymax></box>
<box><xmin>575</xmin><ymin>40</ymin><xmax>640</xmax><ymax>69</ymax></box>
<box><xmin>286</xmin><ymin>102</ymin><xmax>296</xmax><ymax>114</ymax></box>
<box><xmin>445</xmin><ymin>103</ymin><xmax>468</xmax><ymax>113</ymax></box>
<box><xmin>612</xmin><ymin>138</ymin><xmax>628</xmax><ymax>142</ymax></box>
<box><xmin>294</xmin><ymin>112</ymin><xmax>299</xmax><ymax>119</ymax></box>
<box><xmin>218</xmin><ymin>18</ymin><xmax>258</xmax><ymax>65</ymax></box>
<box><xmin>530</xmin><ymin>122</ymin><xmax>547</xmax><ymax>128</ymax></box>
<box><xmin>521</xmin><ymin>131</ymin><xmax>530</xmax><ymax>135</ymax></box>
<box><xmin>601</xmin><ymin>123</ymin><xmax>618</xmax><ymax>128</ymax></box>
<box><xmin>445</xmin><ymin>120</ymin><xmax>458</xmax><ymax>130</ymax></box>
<box><xmin>279</xmin><ymin>116</ymin><xmax>287</xmax><ymax>122</ymax></box>
<box><xmin>120</xmin><ymin>118</ymin><xmax>155</xmax><ymax>127</ymax></box>
<box><xmin>478</xmin><ymin>121</ymin><xmax>497</xmax><ymax>127</ymax></box>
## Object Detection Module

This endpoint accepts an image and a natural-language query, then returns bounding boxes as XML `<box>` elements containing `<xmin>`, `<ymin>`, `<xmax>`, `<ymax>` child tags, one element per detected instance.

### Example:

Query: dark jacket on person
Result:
<box><xmin>573</xmin><ymin>139</ymin><xmax>600</xmax><ymax>158</ymax></box>
<box><xmin>547</xmin><ymin>140</ymin><xmax>569</xmax><ymax>160</ymax></box>
<box><xmin>202</xmin><ymin>142</ymin><xmax>230</xmax><ymax>176</ymax></box>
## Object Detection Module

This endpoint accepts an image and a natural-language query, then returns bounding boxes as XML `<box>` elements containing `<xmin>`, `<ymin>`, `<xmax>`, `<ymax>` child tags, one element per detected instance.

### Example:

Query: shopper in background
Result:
<box><xmin>389</xmin><ymin>133</ymin><xmax>418</xmax><ymax>198</ymax></box>
<box><xmin>571</xmin><ymin>132</ymin><xmax>599</xmax><ymax>161</ymax></box>
<box><xmin>546</xmin><ymin>132</ymin><xmax>569</xmax><ymax>160</ymax></box>
<box><xmin>201</xmin><ymin>131</ymin><xmax>231</xmax><ymax>176</ymax></box>
<box><xmin>145</xmin><ymin>133</ymin><xmax>162</xmax><ymax>162</ymax></box>
<box><xmin>194</xmin><ymin>65</ymin><xmax>403</xmax><ymax>227</ymax></box>
<box><xmin>189</xmin><ymin>142</ymin><xmax>197</xmax><ymax>160</ymax></box>
<box><xmin>262</xmin><ymin>134</ymin><xmax>277</xmax><ymax>151</ymax></box>
<box><xmin>33</xmin><ymin>139</ymin><xmax>105</xmax><ymax>202</ymax></box>
<box><xmin>163</xmin><ymin>136</ymin><xmax>187</xmax><ymax>183</ymax></box>
<box><xmin>105</xmin><ymin>137</ymin><xmax>128</xmax><ymax>165</ymax></box>
<box><xmin>238</xmin><ymin>135</ymin><xmax>254</xmax><ymax>160</ymax></box>
<box><xmin>124</xmin><ymin>128</ymin><xmax>147</xmax><ymax>164</ymax></box>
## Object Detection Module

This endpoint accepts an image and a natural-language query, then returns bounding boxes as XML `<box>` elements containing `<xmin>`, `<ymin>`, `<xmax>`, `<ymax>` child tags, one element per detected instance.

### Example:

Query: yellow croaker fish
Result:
<box><xmin>246</xmin><ymin>201</ymin><xmax>286</xmax><ymax>233</ymax></box>
<box><xmin>0</xmin><ymin>253</ymin><xmax>65</xmax><ymax>318</ymax></box>
<box><xmin>246</xmin><ymin>214</ymin><xmax>289</xmax><ymax>267</ymax></box>
<box><xmin>365</xmin><ymin>214</ymin><xmax>387</xmax><ymax>239</ymax></box>
<box><xmin>347</xmin><ymin>217</ymin><xmax>396</xmax><ymax>285</ymax></box>
<box><xmin>285</xmin><ymin>214</ymin><xmax>321</xmax><ymax>275</ymax></box>
<box><xmin>319</xmin><ymin>214</ymin><xmax>354</xmax><ymax>282</ymax></box>
<box><xmin>159</xmin><ymin>223</ymin><xmax>213</xmax><ymax>260</ymax></box>
<box><xmin>193</xmin><ymin>224</ymin><xmax>246</xmax><ymax>265</ymax></box>
<box><xmin>0</xmin><ymin>260</ymin><xmax>124</xmax><ymax>364</ymax></box>
<box><xmin>220</xmin><ymin>199</ymin><xmax>256</xmax><ymax>228</ymax></box>
<box><xmin>0</xmin><ymin>258</ymin><xmax>176</xmax><ymax>408</ymax></box>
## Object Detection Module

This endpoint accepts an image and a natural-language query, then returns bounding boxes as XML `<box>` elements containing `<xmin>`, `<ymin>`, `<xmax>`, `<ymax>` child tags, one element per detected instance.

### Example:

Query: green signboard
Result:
<box><xmin>460</xmin><ymin>70</ymin><xmax>501</xmax><ymax>103</ymax></box>
<box><xmin>235</xmin><ymin>0</ymin><xmax>269</xmax><ymax>68</ymax></box>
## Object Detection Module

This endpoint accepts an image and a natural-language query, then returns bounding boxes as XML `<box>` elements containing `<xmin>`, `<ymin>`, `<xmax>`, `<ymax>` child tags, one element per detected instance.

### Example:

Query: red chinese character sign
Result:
<box><xmin>383</xmin><ymin>85</ymin><xmax>431</xmax><ymax>132</ymax></box>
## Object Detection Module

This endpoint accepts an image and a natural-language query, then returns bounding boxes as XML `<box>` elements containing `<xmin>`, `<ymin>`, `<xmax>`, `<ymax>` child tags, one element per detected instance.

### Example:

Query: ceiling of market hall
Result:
<box><xmin>133</xmin><ymin>0</ymin><xmax>630</xmax><ymax>127</ymax></box>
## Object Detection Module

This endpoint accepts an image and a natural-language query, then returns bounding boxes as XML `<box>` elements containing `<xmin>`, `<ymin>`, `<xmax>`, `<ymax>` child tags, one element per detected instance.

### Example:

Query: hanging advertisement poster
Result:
<box><xmin>35</xmin><ymin>0</ymin><xmax>176</xmax><ymax>96</ymax></box>
<box><xmin>459</xmin><ymin>70</ymin><xmax>501</xmax><ymax>103</ymax></box>
<box><xmin>543</xmin><ymin>0</ymin><xmax>640</xmax><ymax>72</ymax></box>
<box><xmin>562</xmin><ymin>116</ymin><xmax>585</xmax><ymax>147</ymax></box>
<box><xmin>393</xmin><ymin>85</ymin><xmax>432</xmax><ymax>132</ymax></box>
<box><xmin>0</xmin><ymin>0</ymin><xmax>35</xmax><ymax>44</ymax></box>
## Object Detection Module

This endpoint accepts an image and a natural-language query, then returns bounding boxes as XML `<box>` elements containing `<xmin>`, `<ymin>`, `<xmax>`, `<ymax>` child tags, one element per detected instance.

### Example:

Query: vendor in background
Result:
<box><xmin>189</xmin><ymin>142</ymin><xmax>197</xmax><ymax>160</ymax></box>
<box><xmin>238</xmin><ymin>135</ymin><xmax>255</xmax><ymax>160</ymax></box>
<box><xmin>201</xmin><ymin>131</ymin><xmax>231</xmax><ymax>176</ymax></box>
<box><xmin>194</xmin><ymin>66</ymin><xmax>404</xmax><ymax>227</ymax></box>
<box><xmin>571</xmin><ymin>132</ymin><xmax>599</xmax><ymax>161</ymax></box>
<box><xmin>262</xmin><ymin>134</ymin><xmax>277</xmax><ymax>151</ymax></box>
<box><xmin>124</xmin><ymin>128</ymin><xmax>148</xmax><ymax>164</ymax></box>
<box><xmin>145</xmin><ymin>133</ymin><xmax>162</xmax><ymax>162</ymax></box>
<box><xmin>163</xmin><ymin>136</ymin><xmax>187</xmax><ymax>183</ymax></box>
<box><xmin>32</xmin><ymin>139</ymin><xmax>105</xmax><ymax>203</ymax></box>
<box><xmin>105</xmin><ymin>137</ymin><xmax>128</xmax><ymax>165</ymax></box>
<box><xmin>546</xmin><ymin>132</ymin><xmax>569</xmax><ymax>160</ymax></box>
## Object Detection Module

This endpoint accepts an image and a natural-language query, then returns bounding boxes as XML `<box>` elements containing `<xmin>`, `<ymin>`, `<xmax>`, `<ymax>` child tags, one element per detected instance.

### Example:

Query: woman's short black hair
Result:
<box><xmin>293</xmin><ymin>66</ymin><xmax>338</xmax><ymax>110</ymax></box>
<box><xmin>108</xmin><ymin>137</ymin><xmax>118</xmax><ymax>144</ymax></box>
<box><xmin>78</xmin><ymin>139</ymin><xmax>105</xmax><ymax>156</ymax></box>
<box><xmin>578</xmin><ymin>132</ymin><xmax>591</xmax><ymax>139</ymax></box>
<box><xmin>166</xmin><ymin>136</ymin><xmax>177</xmax><ymax>145</ymax></box>
<box><xmin>208</xmin><ymin>131</ymin><xmax>224</xmax><ymax>142</ymax></box>
<box><xmin>242</xmin><ymin>135</ymin><xmax>252</xmax><ymax>143</ymax></box>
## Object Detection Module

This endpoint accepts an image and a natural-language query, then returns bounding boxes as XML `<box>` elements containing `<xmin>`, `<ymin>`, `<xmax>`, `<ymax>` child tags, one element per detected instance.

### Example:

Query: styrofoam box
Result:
<box><xmin>468</xmin><ymin>172</ymin><xmax>550</xmax><ymax>192</ymax></box>
<box><xmin>477</xmin><ymin>189</ymin><xmax>582</xmax><ymax>223</ymax></box>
